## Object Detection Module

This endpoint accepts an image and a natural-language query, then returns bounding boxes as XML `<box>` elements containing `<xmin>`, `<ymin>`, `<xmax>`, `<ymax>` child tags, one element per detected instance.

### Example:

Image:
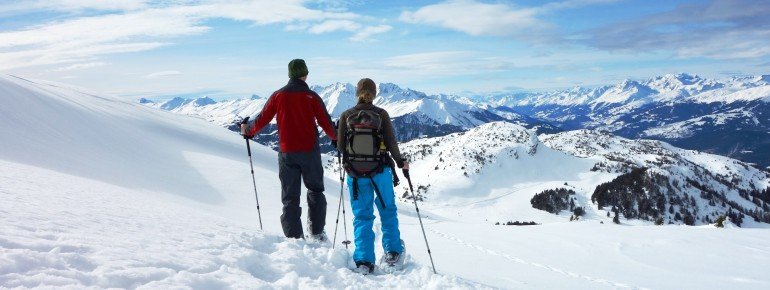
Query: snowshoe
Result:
<box><xmin>354</xmin><ymin>261</ymin><xmax>375</xmax><ymax>275</ymax></box>
<box><xmin>379</xmin><ymin>239</ymin><xmax>406</xmax><ymax>274</ymax></box>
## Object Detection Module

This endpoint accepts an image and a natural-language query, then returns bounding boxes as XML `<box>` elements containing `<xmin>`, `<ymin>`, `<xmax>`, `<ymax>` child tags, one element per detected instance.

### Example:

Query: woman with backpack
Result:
<box><xmin>336</xmin><ymin>78</ymin><xmax>409</xmax><ymax>274</ymax></box>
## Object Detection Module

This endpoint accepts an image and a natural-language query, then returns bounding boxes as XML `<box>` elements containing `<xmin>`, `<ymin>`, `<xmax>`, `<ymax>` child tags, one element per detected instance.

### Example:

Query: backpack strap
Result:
<box><xmin>352</xmin><ymin>177</ymin><xmax>359</xmax><ymax>200</ymax></box>
<box><xmin>368</xmin><ymin>176</ymin><xmax>387</xmax><ymax>209</ymax></box>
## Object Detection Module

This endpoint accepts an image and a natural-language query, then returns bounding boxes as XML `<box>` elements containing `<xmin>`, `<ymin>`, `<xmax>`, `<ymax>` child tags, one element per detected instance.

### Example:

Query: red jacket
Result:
<box><xmin>247</xmin><ymin>78</ymin><xmax>337</xmax><ymax>152</ymax></box>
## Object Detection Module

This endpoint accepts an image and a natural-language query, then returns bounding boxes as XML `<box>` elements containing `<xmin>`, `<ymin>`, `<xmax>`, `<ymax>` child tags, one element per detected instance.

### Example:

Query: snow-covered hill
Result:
<box><xmin>0</xmin><ymin>75</ymin><xmax>466</xmax><ymax>288</ymax></box>
<box><xmin>141</xmin><ymin>95</ymin><xmax>267</xmax><ymax>127</ymax></box>
<box><xmin>385</xmin><ymin>122</ymin><xmax>770</xmax><ymax>227</ymax></box>
<box><xmin>542</xmin><ymin>130</ymin><xmax>770</xmax><ymax>226</ymax></box>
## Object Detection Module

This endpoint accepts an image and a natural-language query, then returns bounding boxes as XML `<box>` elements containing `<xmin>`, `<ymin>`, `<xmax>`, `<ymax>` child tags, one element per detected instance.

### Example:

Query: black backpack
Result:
<box><xmin>344</xmin><ymin>109</ymin><xmax>386</xmax><ymax>177</ymax></box>
<box><xmin>343</xmin><ymin>108</ymin><xmax>399</xmax><ymax>207</ymax></box>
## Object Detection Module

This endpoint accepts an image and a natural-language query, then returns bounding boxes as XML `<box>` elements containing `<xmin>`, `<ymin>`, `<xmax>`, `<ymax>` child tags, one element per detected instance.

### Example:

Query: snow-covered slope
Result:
<box><xmin>385</xmin><ymin>121</ymin><xmax>770</xmax><ymax>227</ymax></box>
<box><xmin>0</xmin><ymin>75</ymin><xmax>467</xmax><ymax>288</ymax></box>
<box><xmin>397</xmin><ymin>122</ymin><xmax>592</xmax><ymax>203</ymax></box>
<box><xmin>542</xmin><ymin>130</ymin><xmax>770</xmax><ymax>226</ymax></box>
<box><xmin>1</xmin><ymin>159</ymin><xmax>474</xmax><ymax>289</ymax></box>
<box><xmin>7</xmin><ymin>76</ymin><xmax>770</xmax><ymax>289</ymax></box>
<box><xmin>142</xmin><ymin>95</ymin><xmax>267</xmax><ymax>127</ymax></box>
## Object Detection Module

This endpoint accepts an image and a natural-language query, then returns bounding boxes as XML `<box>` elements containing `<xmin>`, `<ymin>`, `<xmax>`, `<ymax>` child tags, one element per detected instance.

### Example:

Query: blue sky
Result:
<box><xmin>1</xmin><ymin>0</ymin><xmax>768</xmax><ymax>99</ymax></box>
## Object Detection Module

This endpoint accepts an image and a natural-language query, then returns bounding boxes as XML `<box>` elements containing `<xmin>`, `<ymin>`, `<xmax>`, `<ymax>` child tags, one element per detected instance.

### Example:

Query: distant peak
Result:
<box><xmin>617</xmin><ymin>79</ymin><xmax>640</xmax><ymax>88</ymax></box>
<box><xmin>193</xmin><ymin>96</ymin><xmax>216</xmax><ymax>105</ymax></box>
<box><xmin>314</xmin><ymin>82</ymin><xmax>354</xmax><ymax>92</ymax></box>
<box><xmin>378</xmin><ymin>82</ymin><xmax>402</xmax><ymax>92</ymax></box>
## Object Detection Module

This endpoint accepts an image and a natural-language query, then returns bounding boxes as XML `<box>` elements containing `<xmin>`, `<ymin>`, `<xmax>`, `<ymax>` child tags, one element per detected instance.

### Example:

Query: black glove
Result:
<box><xmin>330</xmin><ymin>138</ymin><xmax>338</xmax><ymax>149</ymax></box>
<box><xmin>402</xmin><ymin>168</ymin><xmax>410</xmax><ymax>179</ymax></box>
<box><xmin>240</xmin><ymin>116</ymin><xmax>253</xmax><ymax>139</ymax></box>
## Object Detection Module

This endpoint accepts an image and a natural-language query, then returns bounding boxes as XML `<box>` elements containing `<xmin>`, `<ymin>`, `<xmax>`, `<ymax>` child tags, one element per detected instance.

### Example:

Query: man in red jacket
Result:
<box><xmin>241</xmin><ymin>59</ymin><xmax>337</xmax><ymax>240</ymax></box>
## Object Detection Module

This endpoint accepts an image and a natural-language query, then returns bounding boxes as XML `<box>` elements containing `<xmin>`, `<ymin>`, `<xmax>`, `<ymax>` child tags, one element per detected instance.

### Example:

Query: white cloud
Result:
<box><xmin>0</xmin><ymin>42</ymin><xmax>167</xmax><ymax>70</ymax></box>
<box><xmin>350</xmin><ymin>25</ymin><xmax>392</xmax><ymax>42</ymax></box>
<box><xmin>0</xmin><ymin>0</ymin><xmax>390</xmax><ymax>71</ymax></box>
<box><xmin>382</xmin><ymin>51</ymin><xmax>519</xmax><ymax>76</ymax></box>
<box><xmin>308</xmin><ymin>20</ymin><xmax>360</xmax><ymax>34</ymax></box>
<box><xmin>585</xmin><ymin>0</ymin><xmax>770</xmax><ymax>59</ymax></box>
<box><xmin>0</xmin><ymin>0</ymin><xmax>147</xmax><ymax>15</ymax></box>
<box><xmin>538</xmin><ymin>0</ymin><xmax>619</xmax><ymax>11</ymax></box>
<box><xmin>32</xmin><ymin>0</ymin><xmax>148</xmax><ymax>11</ymax></box>
<box><xmin>399</xmin><ymin>0</ymin><xmax>618</xmax><ymax>42</ymax></box>
<box><xmin>145</xmin><ymin>70</ymin><xmax>181</xmax><ymax>79</ymax></box>
<box><xmin>400</xmin><ymin>0</ymin><xmax>547</xmax><ymax>38</ymax></box>
<box><xmin>0</xmin><ymin>8</ymin><xmax>208</xmax><ymax>49</ymax></box>
<box><xmin>52</xmin><ymin>61</ymin><xmax>110</xmax><ymax>72</ymax></box>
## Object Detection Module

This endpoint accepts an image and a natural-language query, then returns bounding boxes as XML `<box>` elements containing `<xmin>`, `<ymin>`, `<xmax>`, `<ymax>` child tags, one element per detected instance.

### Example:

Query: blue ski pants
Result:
<box><xmin>347</xmin><ymin>167</ymin><xmax>403</xmax><ymax>263</ymax></box>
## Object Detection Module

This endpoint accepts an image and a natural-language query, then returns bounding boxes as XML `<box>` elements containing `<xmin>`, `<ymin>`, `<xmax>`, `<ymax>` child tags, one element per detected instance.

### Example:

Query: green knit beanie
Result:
<box><xmin>288</xmin><ymin>59</ymin><xmax>308</xmax><ymax>79</ymax></box>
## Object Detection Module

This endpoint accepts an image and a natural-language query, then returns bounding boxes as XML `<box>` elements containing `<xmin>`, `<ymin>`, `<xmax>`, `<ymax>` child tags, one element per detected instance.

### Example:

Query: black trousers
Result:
<box><xmin>278</xmin><ymin>146</ymin><xmax>327</xmax><ymax>239</ymax></box>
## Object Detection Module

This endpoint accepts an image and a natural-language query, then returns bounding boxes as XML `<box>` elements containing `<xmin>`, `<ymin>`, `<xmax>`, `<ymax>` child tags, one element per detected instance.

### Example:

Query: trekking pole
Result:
<box><xmin>245</xmin><ymin>138</ymin><xmax>263</xmax><ymax>230</ymax></box>
<box><xmin>403</xmin><ymin>169</ymin><xmax>437</xmax><ymax>274</ymax></box>
<box><xmin>333</xmin><ymin>152</ymin><xmax>351</xmax><ymax>249</ymax></box>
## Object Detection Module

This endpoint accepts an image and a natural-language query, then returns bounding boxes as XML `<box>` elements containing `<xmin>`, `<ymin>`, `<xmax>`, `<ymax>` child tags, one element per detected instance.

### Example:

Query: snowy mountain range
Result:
<box><xmin>6</xmin><ymin>74</ymin><xmax>770</xmax><ymax>289</ymax></box>
<box><xmin>140</xmin><ymin>73</ymin><xmax>769</xmax><ymax>169</ymax></box>
<box><xmin>140</xmin><ymin>82</ymin><xmax>559</xmax><ymax>151</ymax></box>
<box><xmin>461</xmin><ymin>73</ymin><xmax>770</xmax><ymax>169</ymax></box>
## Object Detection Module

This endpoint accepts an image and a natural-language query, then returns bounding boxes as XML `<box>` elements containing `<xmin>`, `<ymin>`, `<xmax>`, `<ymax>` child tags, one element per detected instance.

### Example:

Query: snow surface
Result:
<box><xmin>0</xmin><ymin>75</ymin><xmax>472</xmax><ymax>289</ymax></box>
<box><xmin>4</xmin><ymin>75</ymin><xmax>770</xmax><ymax>289</ymax></box>
<box><xmin>0</xmin><ymin>159</ymin><xmax>476</xmax><ymax>289</ymax></box>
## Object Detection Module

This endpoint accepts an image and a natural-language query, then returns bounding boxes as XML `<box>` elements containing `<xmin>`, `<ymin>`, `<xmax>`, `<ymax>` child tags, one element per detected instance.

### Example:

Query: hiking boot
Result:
<box><xmin>379</xmin><ymin>240</ymin><xmax>406</xmax><ymax>273</ymax></box>
<box><xmin>384</xmin><ymin>251</ymin><xmax>401</xmax><ymax>265</ymax></box>
<box><xmin>354</xmin><ymin>261</ymin><xmax>375</xmax><ymax>275</ymax></box>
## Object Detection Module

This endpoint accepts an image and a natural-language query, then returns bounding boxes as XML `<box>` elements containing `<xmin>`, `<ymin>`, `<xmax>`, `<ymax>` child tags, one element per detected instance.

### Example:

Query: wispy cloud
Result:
<box><xmin>145</xmin><ymin>70</ymin><xmax>181</xmax><ymax>79</ymax></box>
<box><xmin>400</xmin><ymin>1</ymin><xmax>547</xmax><ymax>38</ymax></box>
<box><xmin>583</xmin><ymin>0</ymin><xmax>770</xmax><ymax>59</ymax></box>
<box><xmin>52</xmin><ymin>61</ymin><xmax>110</xmax><ymax>72</ymax></box>
<box><xmin>383</xmin><ymin>51</ymin><xmax>520</xmax><ymax>76</ymax></box>
<box><xmin>399</xmin><ymin>0</ymin><xmax>616</xmax><ymax>43</ymax></box>
<box><xmin>308</xmin><ymin>19</ymin><xmax>391</xmax><ymax>42</ymax></box>
<box><xmin>350</xmin><ymin>25</ymin><xmax>391</xmax><ymax>42</ymax></box>
<box><xmin>308</xmin><ymin>20</ymin><xmax>360</xmax><ymax>34</ymax></box>
<box><xmin>0</xmin><ymin>1</ymin><xmax>391</xmax><ymax>71</ymax></box>
<box><xmin>0</xmin><ymin>0</ymin><xmax>147</xmax><ymax>15</ymax></box>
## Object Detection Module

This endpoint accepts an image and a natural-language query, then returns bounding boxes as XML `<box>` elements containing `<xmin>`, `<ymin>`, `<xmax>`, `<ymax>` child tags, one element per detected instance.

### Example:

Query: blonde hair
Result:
<box><xmin>357</xmin><ymin>91</ymin><xmax>375</xmax><ymax>103</ymax></box>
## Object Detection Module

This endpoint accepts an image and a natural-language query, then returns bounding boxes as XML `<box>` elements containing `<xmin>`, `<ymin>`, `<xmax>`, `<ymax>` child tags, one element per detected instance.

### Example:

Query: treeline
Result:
<box><xmin>592</xmin><ymin>168</ymin><xmax>669</xmax><ymax>222</ymax></box>
<box><xmin>592</xmin><ymin>167</ymin><xmax>770</xmax><ymax>226</ymax></box>
<box><xmin>496</xmin><ymin>221</ymin><xmax>538</xmax><ymax>226</ymax></box>
<box><xmin>530</xmin><ymin>188</ymin><xmax>576</xmax><ymax>214</ymax></box>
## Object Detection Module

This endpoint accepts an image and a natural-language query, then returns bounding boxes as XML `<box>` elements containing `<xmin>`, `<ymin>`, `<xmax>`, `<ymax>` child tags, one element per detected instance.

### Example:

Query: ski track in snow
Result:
<box><xmin>428</xmin><ymin>228</ymin><xmax>647</xmax><ymax>290</ymax></box>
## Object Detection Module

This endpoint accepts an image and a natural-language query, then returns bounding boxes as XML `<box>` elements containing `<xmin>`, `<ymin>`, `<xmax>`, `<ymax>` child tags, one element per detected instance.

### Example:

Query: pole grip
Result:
<box><xmin>246</xmin><ymin>139</ymin><xmax>252</xmax><ymax>157</ymax></box>
<box><xmin>403</xmin><ymin>169</ymin><xmax>414</xmax><ymax>192</ymax></box>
